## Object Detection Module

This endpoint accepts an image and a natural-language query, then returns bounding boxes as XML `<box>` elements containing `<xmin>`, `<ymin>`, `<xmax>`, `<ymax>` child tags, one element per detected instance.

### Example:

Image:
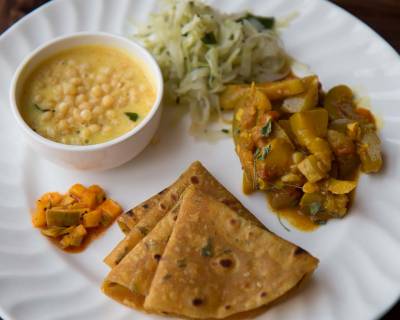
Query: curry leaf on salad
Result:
<box><xmin>237</xmin><ymin>14</ymin><xmax>275</xmax><ymax>30</ymax></box>
<box><xmin>201</xmin><ymin>32</ymin><xmax>217</xmax><ymax>45</ymax></box>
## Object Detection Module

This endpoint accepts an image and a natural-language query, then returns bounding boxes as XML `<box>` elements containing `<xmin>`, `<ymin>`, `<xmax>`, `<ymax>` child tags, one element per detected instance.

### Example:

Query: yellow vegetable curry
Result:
<box><xmin>221</xmin><ymin>75</ymin><xmax>383</xmax><ymax>228</ymax></box>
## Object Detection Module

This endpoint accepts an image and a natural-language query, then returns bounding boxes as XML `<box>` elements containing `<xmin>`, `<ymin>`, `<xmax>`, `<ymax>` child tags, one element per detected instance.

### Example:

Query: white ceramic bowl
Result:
<box><xmin>9</xmin><ymin>32</ymin><xmax>163</xmax><ymax>171</ymax></box>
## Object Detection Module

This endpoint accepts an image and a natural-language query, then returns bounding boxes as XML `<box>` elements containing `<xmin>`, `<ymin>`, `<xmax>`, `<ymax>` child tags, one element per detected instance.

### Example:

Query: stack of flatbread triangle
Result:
<box><xmin>102</xmin><ymin>161</ymin><xmax>318</xmax><ymax>319</ymax></box>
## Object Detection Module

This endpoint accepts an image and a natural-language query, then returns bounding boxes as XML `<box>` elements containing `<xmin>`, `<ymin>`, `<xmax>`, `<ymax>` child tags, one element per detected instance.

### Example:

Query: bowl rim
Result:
<box><xmin>9</xmin><ymin>31</ymin><xmax>164</xmax><ymax>152</ymax></box>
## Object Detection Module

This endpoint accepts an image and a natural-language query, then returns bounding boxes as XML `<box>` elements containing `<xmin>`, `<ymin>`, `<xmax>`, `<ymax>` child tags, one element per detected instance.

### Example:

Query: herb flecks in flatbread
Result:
<box><xmin>144</xmin><ymin>187</ymin><xmax>318</xmax><ymax>319</ymax></box>
<box><xmin>103</xmin><ymin>206</ymin><xmax>180</xmax><ymax>308</ymax></box>
<box><xmin>106</xmin><ymin>161</ymin><xmax>264</xmax><ymax>268</ymax></box>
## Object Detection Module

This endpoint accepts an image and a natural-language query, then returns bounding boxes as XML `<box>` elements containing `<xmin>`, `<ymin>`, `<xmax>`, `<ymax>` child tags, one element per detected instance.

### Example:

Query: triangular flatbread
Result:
<box><xmin>144</xmin><ymin>187</ymin><xmax>318</xmax><ymax>319</ymax></box>
<box><xmin>117</xmin><ymin>161</ymin><xmax>263</xmax><ymax>233</ymax></box>
<box><xmin>103</xmin><ymin>204</ymin><xmax>179</xmax><ymax>309</ymax></box>
<box><xmin>105</xmin><ymin>161</ymin><xmax>264</xmax><ymax>268</ymax></box>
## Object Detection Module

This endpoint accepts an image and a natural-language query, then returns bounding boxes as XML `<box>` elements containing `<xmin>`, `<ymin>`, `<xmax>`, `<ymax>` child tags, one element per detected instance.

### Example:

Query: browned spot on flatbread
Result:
<box><xmin>142</xmin><ymin>204</ymin><xmax>149</xmax><ymax>209</ymax></box>
<box><xmin>294</xmin><ymin>247</ymin><xmax>306</xmax><ymax>256</ymax></box>
<box><xmin>126</xmin><ymin>209</ymin><xmax>134</xmax><ymax>217</ymax></box>
<box><xmin>229</xmin><ymin>219</ymin><xmax>237</xmax><ymax>226</ymax></box>
<box><xmin>190</xmin><ymin>176</ymin><xmax>200</xmax><ymax>184</ymax></box>
<box><xmin>192</xmin><ymin>298</ymin><xmax>204</xmax><ymax>306</ymax></box>
<box><xmin>171</xmin><ymin>193</ymin><xmax>178</xmax><ymax>201</ymax></box>
<box><xmin>219</xmin><ymin>258</ymin><xmax>233</xmax><ymax>268</ymax></box>
<box><xmin>153</xmin><ymin>254</ymin><xmax>161</xmax><ymax>261</ymax></box>
<box><xmin>222</xmin><ymin>199</ymin><xmax>236</xmax><ymax>207</ymax></box>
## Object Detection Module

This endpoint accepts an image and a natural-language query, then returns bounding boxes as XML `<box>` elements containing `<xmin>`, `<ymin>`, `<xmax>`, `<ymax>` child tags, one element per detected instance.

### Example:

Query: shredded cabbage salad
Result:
<box><xmin>135</xmin><ymin>0</ymin><xmax>290</xmax><ymax>131</ymax></box>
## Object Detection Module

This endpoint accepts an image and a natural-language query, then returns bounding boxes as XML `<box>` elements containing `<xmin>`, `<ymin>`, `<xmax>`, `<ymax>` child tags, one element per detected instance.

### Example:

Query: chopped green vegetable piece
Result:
<box><xmin>34</xmin><ymin>104</ymin><xmax>50</xmax><ymax>112</ymax></box>
<box><xmin>101</xmin><ymin>212</ymin><xmax>114</xmax><ymax>227</ymax></box>
<box><xmin>238</xmin><ymin>14</ymin><xmax>275</xmax><ymax>29</ymax></box>
<box><xmin>40</xmin><ymin>226</ymin><xmax>74</xmax><ymax>238</ymax></box>
<box><xmin>59</xmin><ymin>225</ymin><xmax>87</xmax><ymax>248</ymax></box>
<box><xmin>46</xmin><ymin>208</ymin><xmax>86</xmax><ymax>227</ymax></box>
<box><xmin>309</xmin><ymin>202</ymin><xmax>322</xmax><ymax>215</ymax></box>
<box><xmin>221</xmin><ymin>128</ymin><xmax>229</xmax><ymax>134</ymax></box>
<box><xmin>254</xmin><ymin>145</ymin><xmax>272</xmax><ymax>161</ymax></box>
<box><xmin>201</xmin><ymin>32</ymin><xmax>217</xmax><ymax>44</ymax></box>
<box><xmin>125</xmin><ymin>112</ymin><xmax>139</xmax><ymax>122</ymax></box>
<box><xmin>201</xmin><ymin>238</ymin><xmax>213</xmax><ymax>257</ymax></box>
<box><xmin>261</xmin><ymin>119</ymin><xmax>272</xmax><ymax>137</ymax></box>
<box><xmin>358</xmin><ymin>130</ymin><xmax>382</xmax><ymax>173</ymax></box>
<box><xmin>253</xmin><ymin>145</ymin><xmax>272</xmax><ymax>189</ymax></box>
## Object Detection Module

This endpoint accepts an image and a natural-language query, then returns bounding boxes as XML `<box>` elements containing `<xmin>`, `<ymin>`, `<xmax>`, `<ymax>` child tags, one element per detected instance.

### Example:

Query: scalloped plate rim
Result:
<box><xmin>0</xmin><ymin>0</ymin><xmax>399</xmax><ymax>319</ymax></box>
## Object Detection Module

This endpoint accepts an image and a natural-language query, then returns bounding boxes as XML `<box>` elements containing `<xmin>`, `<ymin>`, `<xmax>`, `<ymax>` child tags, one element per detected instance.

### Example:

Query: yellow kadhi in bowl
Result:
<box><xmin>10</xmin><ymin>32</ymin><xmax>163</xmax><ymax>171</ymax></box>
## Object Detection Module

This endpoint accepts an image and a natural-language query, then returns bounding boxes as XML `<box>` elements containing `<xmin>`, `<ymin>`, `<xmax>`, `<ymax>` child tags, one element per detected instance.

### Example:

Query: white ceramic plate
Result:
<box><xmin>0</xmin><ymin>0</ymin><xmax>399</xmax><ymax>319</ymax></box>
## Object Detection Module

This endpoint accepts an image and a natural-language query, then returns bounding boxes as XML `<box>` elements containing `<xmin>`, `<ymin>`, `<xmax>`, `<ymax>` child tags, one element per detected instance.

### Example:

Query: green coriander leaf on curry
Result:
<box><xmin>125</xmin><ymin>112</ymin><xmax>139</xmax><ymax>122</ymax></box>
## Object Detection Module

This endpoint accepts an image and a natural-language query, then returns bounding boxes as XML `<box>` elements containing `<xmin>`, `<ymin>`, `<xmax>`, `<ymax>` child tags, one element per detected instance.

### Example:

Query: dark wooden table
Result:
<box><xmin>0</xmin><ymin>0</ymin><xmax>398</xmax><ymax>319</ymax></box>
